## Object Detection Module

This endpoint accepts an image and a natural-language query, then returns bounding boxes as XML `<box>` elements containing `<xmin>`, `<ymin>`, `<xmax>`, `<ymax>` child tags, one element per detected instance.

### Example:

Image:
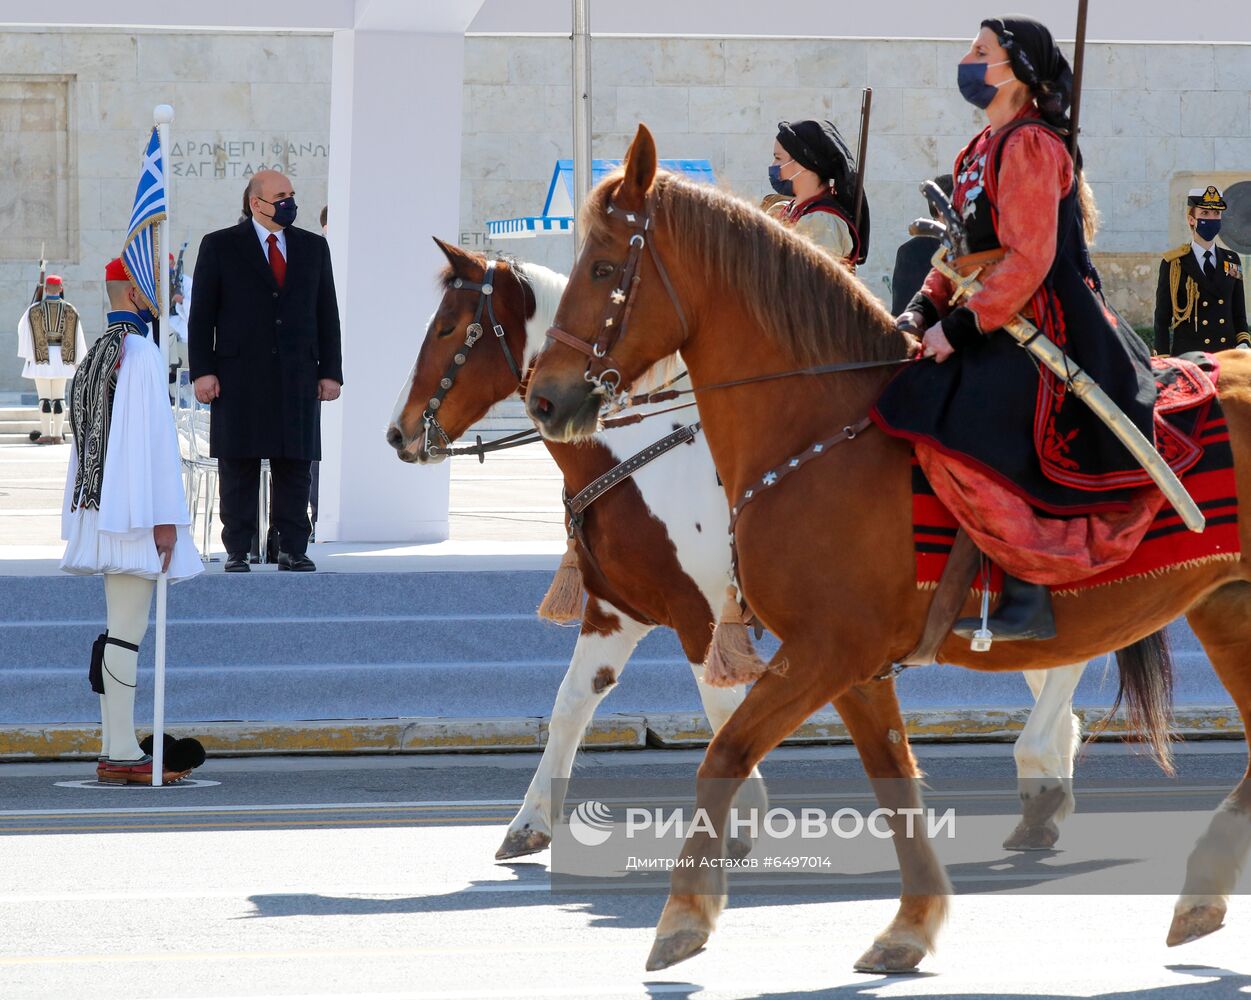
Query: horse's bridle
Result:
<box><xmin>545</xmin><ymin>195</ymin><xmax>689</xmax><ymax>397</ymax></box>
<box><xmin>421</xmin><ymin>259</ymin><xmax>528</xmax><ymax>459</ymax></box>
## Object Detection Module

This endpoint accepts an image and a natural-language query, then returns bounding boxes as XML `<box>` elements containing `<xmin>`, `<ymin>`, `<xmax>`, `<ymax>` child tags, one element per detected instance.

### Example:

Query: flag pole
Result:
<box><xmin>152</xmin><ymin>573</ymin><xmax>168</xmax><ymax>786</ymax></box>
<box><xmin>154</xmin><ymin>104</ymin><xmax>174</xmax><ymax>373</ymax></box>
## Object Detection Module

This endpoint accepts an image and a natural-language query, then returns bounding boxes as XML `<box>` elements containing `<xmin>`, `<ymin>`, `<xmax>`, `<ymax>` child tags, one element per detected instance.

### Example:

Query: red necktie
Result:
<box><xmin>267</xmin><ymin>233</ymin><xmax>286</xmax><ymax>288</ymax></box>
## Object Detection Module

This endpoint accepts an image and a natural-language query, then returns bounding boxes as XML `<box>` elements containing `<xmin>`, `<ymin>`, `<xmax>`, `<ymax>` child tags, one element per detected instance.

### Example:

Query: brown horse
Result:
<box><xmin>525</xmin><ymin>124</ymin><xmax>1251</xmax><ymax>973</ymax></box>
<box><xmin>386</xmin><ymin>239</ymin><xmax>769</xmax><ymax>860</ymax></box>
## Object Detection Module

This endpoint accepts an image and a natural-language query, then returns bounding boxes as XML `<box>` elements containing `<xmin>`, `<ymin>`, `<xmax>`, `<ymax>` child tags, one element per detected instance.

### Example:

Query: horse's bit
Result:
<box><xmin>421</xmin><ymin>259</ymin><xmax>527</xmax><ymax>459</ymax></box>
<box><xmin>545</xmin><ymin>195</ymin><xmax>689</xmax><ymax>398</ymax></box>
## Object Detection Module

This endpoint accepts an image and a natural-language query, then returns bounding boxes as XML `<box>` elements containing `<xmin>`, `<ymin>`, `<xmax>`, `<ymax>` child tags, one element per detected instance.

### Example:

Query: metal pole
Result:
<box><xmin>154</xmin><ymin>104</ymin><xmax>174</xmax><ymax>372</ymax></box>
<box><xmin>571</xmin><ymin>0</ymin><xmax>592</xmax><ymax>250</ymax></box>
<box><xmin>152</xmin><ymin>574</ymin><xmax>167</xmax><ymax>786</ymax></box>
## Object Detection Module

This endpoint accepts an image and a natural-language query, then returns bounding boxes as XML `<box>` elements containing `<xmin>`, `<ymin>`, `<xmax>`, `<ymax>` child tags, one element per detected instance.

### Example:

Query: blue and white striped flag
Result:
<box><xmin>121</xmin><ymin>126</ymin><xmax>166</xmax><ymax>314</ymax></box>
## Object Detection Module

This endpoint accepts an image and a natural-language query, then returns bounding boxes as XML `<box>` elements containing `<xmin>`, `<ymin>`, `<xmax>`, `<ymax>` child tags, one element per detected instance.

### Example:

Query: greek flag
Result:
<box><xmin>121</xmin><ymin>127</ymin><xmax>166</xmax><ymax>313</ymax></box>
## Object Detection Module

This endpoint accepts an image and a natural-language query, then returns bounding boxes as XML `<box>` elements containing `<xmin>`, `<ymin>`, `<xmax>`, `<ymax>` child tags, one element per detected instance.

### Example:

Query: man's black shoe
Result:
<box><xmin>953</xmin><ymin>573</ymin><xmax>1056</xmax><ymax>642</ymax></box>
<box><xmin>278</xmin><ymin>552</ymin><xmax>316</xmax><ymax>572</ymax></box>
<box><xmin>224</xmin><ymin>553</ymin><xmax>251</xmax><ymax>573</ymax></box>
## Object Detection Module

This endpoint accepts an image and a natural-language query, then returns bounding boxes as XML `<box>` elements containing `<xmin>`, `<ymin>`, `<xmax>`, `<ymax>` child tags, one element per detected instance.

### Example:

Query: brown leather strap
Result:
<box><xmin>567</xmin><ymin>422</ymin><xmax>700</xmax><ymax>515</ymax></box>
<box><xmin>728</xmin><ymin>417</ymin><xmax>873</xmax><ymax>537</ymax></box>
<box><xmin>951</xmin><ymin>248</ymin><xmax>1006</xmax><ymax>275</ymax></box>
<box><xmin>546</xmin><ymin>325</ymin><xmax>599</xmax><ymax>358</ymax></box>
<box><xmin>898</xmin><ymin>528</ymin><xmax>980</xmax><ymax>667</ymax></box>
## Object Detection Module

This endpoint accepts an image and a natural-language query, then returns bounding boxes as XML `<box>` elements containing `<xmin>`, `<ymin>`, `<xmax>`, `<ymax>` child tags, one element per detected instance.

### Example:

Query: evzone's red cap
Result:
<box><xmin>45</xmin><ymin>275</ymin><xmax>63</xmax><ymax>286</ymax></box>
<box><xmin>104</xmin><ymin>258</ymin><xmax>128</xmax><ymax>282</ymax></box>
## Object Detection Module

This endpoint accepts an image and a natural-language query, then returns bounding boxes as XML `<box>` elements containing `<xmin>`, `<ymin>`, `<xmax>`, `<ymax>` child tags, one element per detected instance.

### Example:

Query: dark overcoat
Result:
<box><xmin>188</xmin><ymin>220</ymin><xmax>343</xmax><ymax>460</ymax></box>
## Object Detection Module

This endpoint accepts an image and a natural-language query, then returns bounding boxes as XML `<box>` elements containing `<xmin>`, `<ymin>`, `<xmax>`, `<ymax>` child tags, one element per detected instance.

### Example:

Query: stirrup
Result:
<box><xmin>89</xmin><ymin>633</ymin><xmax>141</xmax><ymax>695</ymax></box>
<box><xmin>970</xmin><ymin>570</ymin><xmax>994</xmax><ymax>653</ymax></box>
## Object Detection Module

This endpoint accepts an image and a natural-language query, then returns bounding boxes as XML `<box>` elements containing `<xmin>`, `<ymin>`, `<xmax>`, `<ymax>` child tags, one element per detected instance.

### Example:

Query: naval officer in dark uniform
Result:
<box><xmin>1154</xmin><ymin>184</ymin><xmax>1249</xmax><ymax>355</ymax></box>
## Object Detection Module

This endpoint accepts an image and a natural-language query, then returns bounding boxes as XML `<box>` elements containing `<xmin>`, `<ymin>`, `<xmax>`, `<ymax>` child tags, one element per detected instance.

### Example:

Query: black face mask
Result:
<box><xmin>259</xmin><ymin>196</ymin><xmax>298</xmax><ymax>228</ymax></box>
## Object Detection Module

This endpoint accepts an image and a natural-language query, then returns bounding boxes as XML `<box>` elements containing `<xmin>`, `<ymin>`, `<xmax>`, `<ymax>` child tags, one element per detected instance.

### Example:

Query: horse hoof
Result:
<box><xmin>1002</xmin><ymin>819</ymin><xmax>1060</xmax><ymax>852</ymax></box>
<box><xmin>853</xmin><ymin>940</ymin><xmax>925</xmax><ymax>975</ymax></box>
<box><xmin>726</xmin><ymin>837</ymin><xmax>753</xmax><ymax>861</ymax></box>
<box><xmin>645</xmin><ymin>929</ymin><xmax>708</xmax><ymax>971</ymax></box>
<box><xmin>495</xmin><ymin>826</ymin><xmax>551</xmax><ymax>861</ymax></box>
<box><xmin>1167</xmin><ymin>903</ymin><xmax>1226</xmax><ymax>946</ymax></box>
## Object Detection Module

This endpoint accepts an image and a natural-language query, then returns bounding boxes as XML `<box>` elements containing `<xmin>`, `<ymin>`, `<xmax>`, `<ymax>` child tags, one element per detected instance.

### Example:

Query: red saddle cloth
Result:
<box><xmin>912</xmin><ymin>354</ymin><xmax>1240</xmax><ymax>591</ymax></box>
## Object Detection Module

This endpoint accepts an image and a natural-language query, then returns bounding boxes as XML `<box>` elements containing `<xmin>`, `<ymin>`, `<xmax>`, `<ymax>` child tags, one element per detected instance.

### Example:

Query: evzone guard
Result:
<box><xmin>17</xmin><ymin>275</ymin><xmax>87</xmax><ymax>445</ymax></box>
<box><xmin>62</xmin><ymin>258</ymin><xmax>206</xmax><ymax>784</ymax></box>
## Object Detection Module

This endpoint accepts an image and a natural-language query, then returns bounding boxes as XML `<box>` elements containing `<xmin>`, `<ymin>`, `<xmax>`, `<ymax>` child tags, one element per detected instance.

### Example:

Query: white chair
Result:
<box><xmin>175</xmin><ymin>371</ymin><xmax>218</xmax><ymax>562</ymax></box>
<box><xmin>174</xmin><ymin>370</ymin><xmax>274</xmax><ymax>564</ymax></box>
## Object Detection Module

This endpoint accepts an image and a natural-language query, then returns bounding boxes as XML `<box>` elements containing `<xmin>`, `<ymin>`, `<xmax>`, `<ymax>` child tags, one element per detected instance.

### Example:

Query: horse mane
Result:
<box><xmin>585</xmin><ymin>172</ymin><xmax>906</xmax><ymax>367</ymax></box>
<box><xmin>509</xmin><ymin>259</ymin><xmax>567</xmax><ymax>366</ymax></box>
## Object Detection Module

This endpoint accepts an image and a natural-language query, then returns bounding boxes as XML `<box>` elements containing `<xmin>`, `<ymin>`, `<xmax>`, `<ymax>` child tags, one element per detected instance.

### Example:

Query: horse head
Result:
<box><xmin>386</xmin><ymin>238</ymin><xmax>537</xmax><ymax>464</ymax></box>
<box><xmin>527</xmin><ymin>125</ymin><xmax>690</xmax><ymax>442</ymax></box>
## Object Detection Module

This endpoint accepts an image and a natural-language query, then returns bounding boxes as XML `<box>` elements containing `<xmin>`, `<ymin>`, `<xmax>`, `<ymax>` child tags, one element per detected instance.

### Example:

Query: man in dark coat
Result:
<box><xmin>189</xmin><ymin>170</ymin><xmax>343</xmax><ymax>573</ymax></box>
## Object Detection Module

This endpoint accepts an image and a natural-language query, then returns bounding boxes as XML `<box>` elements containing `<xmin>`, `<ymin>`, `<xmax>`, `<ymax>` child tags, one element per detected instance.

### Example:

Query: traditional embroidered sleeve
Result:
<box><xmin>965</xmin><ymin>128</ymin><xmax>1073</xmax><ymax>332</ymax></box>
<box><xmin>74</xmin><ymin>314</ymin><xmax>88</xmax><ymax>359</ymax></box>
<box><xmin>60</xmin><ymin>444</ymin><xmax>78</xmax><ymax>540</ymax></box>
<box><xmin>16</xmin><ymin>310</ymin><xmax>33</xmax><ymax>363</ymax></box>
<box><xmin>98</xmin><ymin>334</ymin><xmax>193</xmax><ymax>534</ymax></box>
<box><xmin>793</xmin><ymin>211</ymin><xmax>854</xmax><ymax>263</ymax></box>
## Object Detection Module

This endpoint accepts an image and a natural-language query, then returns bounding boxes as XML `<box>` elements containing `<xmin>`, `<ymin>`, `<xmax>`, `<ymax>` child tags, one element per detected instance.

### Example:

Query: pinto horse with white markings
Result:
<box><xmin>387</xmin><ymin>239</ymin><xmax>767</xmax><ymax>860</ymax></box>
<box><xmin>525</xmin><ymin>124</ymin><xmax>1251</xmax><ymax>973</ymax></box>
<box><xmin>387</xmin><ymin>239</ymin><xmax>1091</xmax><ymax>864</ymax></box>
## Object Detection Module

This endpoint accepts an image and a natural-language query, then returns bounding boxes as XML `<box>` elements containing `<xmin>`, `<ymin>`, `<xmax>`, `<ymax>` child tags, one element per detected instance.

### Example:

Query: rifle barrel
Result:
<box><xmin>1068</xmin><ymin>0</ymin><xmax>1089</xmax><ymax>160</ymax></box>
<box><xmin>852</xmin><ymin>87</ymin><xmax>872</xmax><ymax>248</ymax></box>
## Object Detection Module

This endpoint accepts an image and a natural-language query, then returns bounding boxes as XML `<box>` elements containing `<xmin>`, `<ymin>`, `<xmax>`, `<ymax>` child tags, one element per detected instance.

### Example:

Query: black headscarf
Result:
<box><xmin>980</xmin><ymin>16</ymin><xmax>1073</xmax><ymax>132</ymax></box>
<box><xmin>776</xmin><ymin>119</ymin><xmax>871</xmax><ymax>262</ymax></box>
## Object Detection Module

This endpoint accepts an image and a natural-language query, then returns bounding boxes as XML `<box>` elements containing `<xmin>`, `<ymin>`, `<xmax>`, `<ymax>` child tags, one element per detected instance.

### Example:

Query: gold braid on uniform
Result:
<box><xmin>1166</xmin><ymin>248</ymin><xmax>1198</xmax><ymax>333</ymax></box>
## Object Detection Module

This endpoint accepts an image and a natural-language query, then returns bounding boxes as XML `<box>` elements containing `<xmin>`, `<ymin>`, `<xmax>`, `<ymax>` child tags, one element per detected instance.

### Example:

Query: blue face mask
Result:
<box><xmin>768</xmin><ymin>159</ymin><xmax>796</xmax><ymax>197</ymax></box>
<box><xmin>958</xmin><ymin>60</ymin><xmax>1011</xmax><ymax>109</ymax></box>
<box><xmin>1195</xmin><ymin>218</ymin><xmax>1222</xmax><ymax>242</ymax></box>
<box><xmin>137</xmin><ymin>306</ymin><xmax>155</xmax><ymax>325</ymax></box>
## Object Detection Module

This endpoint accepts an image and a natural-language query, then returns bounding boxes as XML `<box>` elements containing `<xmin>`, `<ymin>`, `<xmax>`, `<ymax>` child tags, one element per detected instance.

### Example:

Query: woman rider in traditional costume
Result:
<box><xmin>873</xmin><ymin>16</ymin><xmax>1159</xmax><ymax>642</ymax></box>
<box><xmin>766</xmin><ymin>119</ymin><xmax>870</xmax><ymax>269</ymax></box>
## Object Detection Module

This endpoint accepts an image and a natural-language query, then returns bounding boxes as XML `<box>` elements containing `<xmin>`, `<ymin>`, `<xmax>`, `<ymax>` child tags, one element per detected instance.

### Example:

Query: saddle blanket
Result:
<box><xmin>912</xmin><ymin>355</ymin><xmax>1240</xmax><ymax>593</ymax></box>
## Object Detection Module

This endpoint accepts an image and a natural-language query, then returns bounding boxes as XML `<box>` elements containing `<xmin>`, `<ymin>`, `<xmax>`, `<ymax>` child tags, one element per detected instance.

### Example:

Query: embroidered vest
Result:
<box><xmin>28</xmin><ymin>300</ymin><xmax>79</xmax><ymax>365</ymax></box>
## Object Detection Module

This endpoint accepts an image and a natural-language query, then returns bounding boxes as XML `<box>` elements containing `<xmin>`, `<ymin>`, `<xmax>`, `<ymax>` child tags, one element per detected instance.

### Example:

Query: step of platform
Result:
<box><xmin>466</xmin><ymin>399</ymin><xmax>531</xmax><ymax>441</ymax></box>
<box><xmin>0</xmin><ymin>406</ymin><xmax>72</xmax><ymax>444</ymax></box>
<box><xmin>0</xmin><ymin>570</ymin><xmax>1235</xmax><ymax>730</ymax></box>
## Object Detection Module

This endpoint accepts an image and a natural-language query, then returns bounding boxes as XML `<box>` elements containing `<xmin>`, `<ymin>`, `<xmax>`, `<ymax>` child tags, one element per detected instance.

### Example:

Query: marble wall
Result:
<box><xmin>2</xmin><ymin>29</ymin><xmax>1248</xmax><ymax>396</ymax></box>
<box><xmin>0</xmin><ymin>29</ymin><xmax>331</xmax><ymax>397</ymax></box>
<box><xmin>462</xmin><ymin>35</ymin><xmax>1251</xmax><ymax>330</ymax></box>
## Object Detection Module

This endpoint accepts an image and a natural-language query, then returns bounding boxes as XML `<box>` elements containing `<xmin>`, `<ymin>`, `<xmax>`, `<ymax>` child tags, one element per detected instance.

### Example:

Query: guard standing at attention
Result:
<box><xmin>1154</xmin><ymin>185</ymin><xmax>1249</xmax><ymax>355</ymax></box>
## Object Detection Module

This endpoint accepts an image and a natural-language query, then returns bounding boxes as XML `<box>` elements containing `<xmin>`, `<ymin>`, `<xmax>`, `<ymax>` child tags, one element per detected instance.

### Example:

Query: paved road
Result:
<box><xmin>2</xmin><ymin>742</ymin><xmax>1250</xmax><ymax>999</ymax></box>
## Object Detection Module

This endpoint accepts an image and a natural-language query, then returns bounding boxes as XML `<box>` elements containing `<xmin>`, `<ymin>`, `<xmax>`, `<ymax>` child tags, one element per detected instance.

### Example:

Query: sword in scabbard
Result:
<box><xmin>911</xmin><ymin>181</ymin><xmax>1205</xmax><ymax>534</ymax></box>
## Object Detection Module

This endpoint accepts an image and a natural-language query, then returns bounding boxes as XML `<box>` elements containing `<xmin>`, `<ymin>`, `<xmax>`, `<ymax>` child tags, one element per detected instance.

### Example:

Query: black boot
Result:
<box><xmin>953</xmin><ymin>574</ymin><xmax>1056</xmax><ymax>642</ymax></box>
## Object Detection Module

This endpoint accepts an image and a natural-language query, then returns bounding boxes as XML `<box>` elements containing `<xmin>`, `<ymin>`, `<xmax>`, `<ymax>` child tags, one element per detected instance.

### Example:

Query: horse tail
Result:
<box><xmin>1098</xmin><ymin>629</ymin><xmax>1175</xmax><ymax>775</ymax></box>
